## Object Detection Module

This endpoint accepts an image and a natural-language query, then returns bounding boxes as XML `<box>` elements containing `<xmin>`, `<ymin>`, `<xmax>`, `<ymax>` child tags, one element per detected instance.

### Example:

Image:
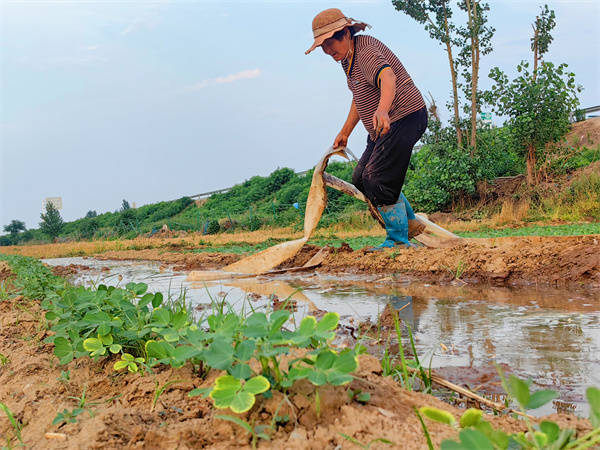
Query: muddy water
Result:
<box><xmin>43</xmin><ymin>257</ymin><xmax>600</xmax><ymax>417</ymax></box>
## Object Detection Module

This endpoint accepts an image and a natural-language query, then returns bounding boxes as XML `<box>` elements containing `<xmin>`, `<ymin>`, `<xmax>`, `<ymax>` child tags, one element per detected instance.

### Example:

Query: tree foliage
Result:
<box><xmin>392</xmin><ymin>0</ymin><xmax>463</xmax><ymax>147</ymax></box>
<box><xmin>40</xmin><ymin>202</ymin><xmax>64</xmax><ymax>240</ymax></box>
<box><xmin>3</xmin><ymin>220</ymin><xmax>26</xmax><ymax>236</ymax></box>
<box><xmin>531</xmin><ymin>4</ymin><xmax>556</xmax><ymax>80</ymax></box>
<box><xmin>456</xmin><ymin>0</ymin><xmax>495</xmax><ymax>152</ymax></box>
<box><xmin>486</xmin><ymin>62</ymin><xmax>580</xmax><ymax>184</ymax></box>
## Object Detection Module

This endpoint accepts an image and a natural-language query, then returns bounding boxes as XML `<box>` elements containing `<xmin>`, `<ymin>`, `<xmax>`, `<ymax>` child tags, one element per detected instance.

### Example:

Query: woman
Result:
<box><xmin>306</xmin><ymin>8</ymin><xmax>428</xmax><ymax>248</ymax></box>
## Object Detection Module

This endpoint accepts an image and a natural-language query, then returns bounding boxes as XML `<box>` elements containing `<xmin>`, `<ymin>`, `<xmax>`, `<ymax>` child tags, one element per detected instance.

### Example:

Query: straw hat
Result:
<box><xmin>305</xmin><ymin>8</ymin><xmax>369</xmax><ymax>55</ymax></box>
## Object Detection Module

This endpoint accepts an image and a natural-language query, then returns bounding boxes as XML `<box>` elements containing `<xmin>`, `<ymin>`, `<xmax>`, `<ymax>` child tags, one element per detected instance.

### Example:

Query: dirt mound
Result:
<box><xmin>276</xmin><ymin>244</ymin><xmax>322</xmax><ymax>268</ymax></box>
<box><xmin>93</xmin><ymin>235</ymin><xmax>600</xmax><ymax>288</ymax></box>
<box><xmin>48</xmin><ymin>264</ymin><xmax>92</xmax><ymax>278</ymax></box>
<box><xmin>95</xmin><ymin>249</ymin><xmax>240</xmax><ymax>271</ymax></box>
<box><xmin>566</xmin><ymin>117</ymin><xmax>600</xmax><ymax>148</ymax></box>
<box><xmin>0</xmin><ymin>261</ymin><xmax>13</xmax><ymax>282</ymax></box>
<box><xmin>319</xmin><ymin>235</ymin><xmax>600</xmax><ymax>287</ymax></box>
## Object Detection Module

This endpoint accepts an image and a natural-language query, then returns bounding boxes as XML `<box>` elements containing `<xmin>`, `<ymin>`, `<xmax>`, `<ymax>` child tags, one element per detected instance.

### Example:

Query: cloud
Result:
<box><xmin>188</xmin><ymin>69</ymin><xmax>262</xmax><ymax>91</ymax></box>
<box><xmin>120</xmin><ymin>17</ymin><xmax>145</xmax><ymax>35</ymax></box>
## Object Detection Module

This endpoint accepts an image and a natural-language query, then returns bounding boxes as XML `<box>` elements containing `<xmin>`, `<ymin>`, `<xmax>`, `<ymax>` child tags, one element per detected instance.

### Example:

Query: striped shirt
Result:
<box><xmin>341</xmin><ymin>35</ymin><xmax>425</xmax><ymax>140</ymax></box>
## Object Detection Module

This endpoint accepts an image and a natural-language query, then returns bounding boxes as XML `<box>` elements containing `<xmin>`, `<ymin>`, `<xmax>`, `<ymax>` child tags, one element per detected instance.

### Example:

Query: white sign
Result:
<box><xmin>43</xmin><ymin>197</ymin><xmax>63</xmax><ymax>210</ymax></box>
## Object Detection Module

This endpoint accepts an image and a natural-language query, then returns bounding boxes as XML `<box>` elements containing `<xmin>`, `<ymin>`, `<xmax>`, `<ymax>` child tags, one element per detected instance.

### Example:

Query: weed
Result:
<box><xmin>0</xmin><ymin>353</ymin><xmax>8</xmax><ymax>366</ymax></box>
<box><xmin>67</xmin><ymin>386</ymin><xmax>99</xmax><ymax>418</ymax></box>
<box><xmin>347</xmin><ymin>388</ymin><xmax>371</xmax><ymax>404</ymax></box>
<box><xmin>52</xmin><ymin>408</ymin><xmax>85</xmax><ymax>426</ymax></box>
<box><xmin>151</xmin><ymin>379</ymin><xmax>185</xmax><ymax>412</ymax></box>
<box><xmin>413</xmin><ymin>406</ymin><xmax>434</xmax><ymax>450</ymax></box>
<box><xmin>338</xmin><ymin>433</ymin><xmax>394</xmax><ymax>449</ymax></box>
<box><xmin>0</xmin><ymin>402</ymin><xmax>23</xmax><ymax>445</ymax></box>
<box><xmin>215</xmin><ymin>415</ymin><xmax>270</xmax><ymax>449</ymax></box>
<box><xmin>58</xmin><ymin>370</ymin><xmax>70</xmax><ymax>383</ymax></box>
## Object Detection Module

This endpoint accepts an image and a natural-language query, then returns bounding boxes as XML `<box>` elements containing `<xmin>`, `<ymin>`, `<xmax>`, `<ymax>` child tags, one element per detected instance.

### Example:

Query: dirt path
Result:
<box><xmin>92</xmin><ymin>235</ymin><xmax>600</xmax><ymax>287</ymax></box>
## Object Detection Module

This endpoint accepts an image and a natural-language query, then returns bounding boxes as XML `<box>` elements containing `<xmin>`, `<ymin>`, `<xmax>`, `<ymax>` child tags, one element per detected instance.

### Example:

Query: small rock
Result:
<box><xmin>45</xmin><ymin>433</ymin><xmax>67</xmax><ymax>441</ymax></box>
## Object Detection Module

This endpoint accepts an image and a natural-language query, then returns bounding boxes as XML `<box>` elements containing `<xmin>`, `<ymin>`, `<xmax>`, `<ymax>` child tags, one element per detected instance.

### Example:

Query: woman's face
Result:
<box><xmin>321</xmin><ymin>29</ymin><xmax>350</xmax><ymax>62</ymax></box>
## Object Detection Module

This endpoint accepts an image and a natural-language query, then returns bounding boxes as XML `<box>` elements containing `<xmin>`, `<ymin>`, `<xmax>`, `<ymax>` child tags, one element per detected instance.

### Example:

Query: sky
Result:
<box><xmin>1</xmin><ymin>0</ymin><xmax>599</xmax><ymax>229</ymax></box>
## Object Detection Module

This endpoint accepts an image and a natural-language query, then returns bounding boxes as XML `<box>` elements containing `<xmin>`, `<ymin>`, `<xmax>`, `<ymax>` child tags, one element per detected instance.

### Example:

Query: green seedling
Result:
<box><xmin>215</xmin><ymin>415</ymin><xmax>270</xmax><ymax>449</ymax></box>
<box><xmin>0</xmin><ymin>353</ymin><xmax>8</xmax><ymax>366</ymax></box>
<box><xmin>114</xmin><ymin>353</ymin><xmax>145</xmax><ymax>373</ymax></box>
<box><xmin>52</xmin><ymin>408</ymin><xmax>85</xmax><ymax>426</ymax></box>
<box><xmin>68</xmin><ymin>386</ymin><xmax>95</xmax><ymax>409</ymax></box>
<box><xmin>58</xmin><ymin>370</ymin><xmax>70</xmax><ymax>383</ymax></box>
<box><xmin>0</xmin><ymin>402</ymin><xmax>23</xmax><ymax>445</ymax></box>
<box><xmin>209</xmin><ymin>375</ymin><xmax>270</xmax><ymax>413</ymax></box>
<box><xmin>347</xmin><ymin>388</ymin><xmax>371</xmax><ymax>404</ymax></box>
<box><xmin>419</xmin><ymin>372</ymin><xmax>600</xmax><ymax>450</ymax></box>
<box><xmin>83</xmin><ymin>333</ymin><xmax>122</xmax><ymax>357</ymax></box>
<box><xmin>339</xmin><ymin>433</ymin><xmax>394</xmax><ymax>449</ymax></box>
<box><xmin>151</xmin><ymin>379</ymin><xmax>184</xmax><ymax>412</ymax></box>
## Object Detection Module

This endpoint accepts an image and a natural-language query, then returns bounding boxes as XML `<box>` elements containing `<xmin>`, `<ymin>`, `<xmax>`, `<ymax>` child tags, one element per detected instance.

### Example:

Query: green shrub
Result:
<box><xmin>205</xmin><ymin>220</ymin><xmax>220</xmax><ymax>235</ymax></box>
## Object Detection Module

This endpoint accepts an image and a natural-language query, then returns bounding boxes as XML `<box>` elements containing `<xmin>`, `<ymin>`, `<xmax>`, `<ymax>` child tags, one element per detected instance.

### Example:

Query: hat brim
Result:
<box><xmin>305</xmin><ymin>22</ymin><xmax>369</xmax><ymax>55</ymax></box>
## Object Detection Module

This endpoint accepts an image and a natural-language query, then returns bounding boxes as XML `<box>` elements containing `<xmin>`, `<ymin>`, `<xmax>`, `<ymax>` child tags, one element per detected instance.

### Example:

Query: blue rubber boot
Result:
<box><xmin>372</xmin><ymin>201</ymin><xmax>411</xmax><ymax>249</ymax></box>
<box><xmin>400</xmin><ymin>193</ymin><xmax>416</xmax><ymax>220</ymax></box>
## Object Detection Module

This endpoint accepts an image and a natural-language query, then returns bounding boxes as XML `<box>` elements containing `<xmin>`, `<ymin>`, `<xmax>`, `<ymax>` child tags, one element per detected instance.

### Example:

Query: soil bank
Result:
<box><xmin>93</xmin><ymin>235</ymin><xmax>600</xmax><ymax>288</ymax></box>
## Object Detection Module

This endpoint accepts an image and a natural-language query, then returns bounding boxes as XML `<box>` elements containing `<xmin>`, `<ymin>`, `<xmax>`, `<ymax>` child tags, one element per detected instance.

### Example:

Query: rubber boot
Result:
<box><xmin>371</xmin><ymin>201</ymin><xmax>412</xmax><ymax>249</ymax></box>
<box><xmin>400</xmin><ymin>193</ymin><xmax>425</xmax><ymax>238</ymax></box>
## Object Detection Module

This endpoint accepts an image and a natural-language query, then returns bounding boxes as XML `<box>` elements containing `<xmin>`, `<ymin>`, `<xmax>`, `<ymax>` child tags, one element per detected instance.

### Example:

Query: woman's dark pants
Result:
<box><xmin>352</xmin><ymin>107</ymin><xmax>428</xmax><ymax>206</ymax></box>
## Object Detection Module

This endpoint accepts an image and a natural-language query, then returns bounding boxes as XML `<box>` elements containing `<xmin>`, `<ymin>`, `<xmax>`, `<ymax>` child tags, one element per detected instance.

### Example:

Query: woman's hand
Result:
<box><xmin>333</xmin><ymin>132</ymin><xmax>349</xmax><ymax>148</ymax></box>
<box><xmin>372</xmin><ymin>108</ymin><xmax>391</xmax><ymax>136</ymax></box>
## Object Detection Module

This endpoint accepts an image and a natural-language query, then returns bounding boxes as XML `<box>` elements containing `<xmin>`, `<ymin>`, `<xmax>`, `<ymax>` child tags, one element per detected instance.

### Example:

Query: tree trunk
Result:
<box><xmin>526</xmin><ymin>144</ymin><xmax>537</xmax><ymax>185</ymax></box>
<box><xmin>444</xmin><ymin>9</ymin><xmax>462</xmax><ymax>148</ymax></box>
<box><xmin>532</xmin><ymin>26</ymin><xmax>539</xmax><ymax>82</ymax></box>
<box><xmin>467</xmin><ymin>0</ymin><xmax>479</xmax><ymax>155</ymax></box>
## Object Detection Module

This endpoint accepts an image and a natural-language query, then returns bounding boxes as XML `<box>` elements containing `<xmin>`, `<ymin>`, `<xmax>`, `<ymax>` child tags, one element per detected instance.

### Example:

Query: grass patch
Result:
<box><xmin>190</xmin><ymin>238</ymin><xmax>287</xmax><ymax>254</ymax></box>
<box><xmin>308</xmin><ymin>236</ymin><xmax>382</xmax><ymax>250</ymax></box>
<box><xmin>457</xmin><ymin>222</ymin><xmax>600</xmax><ymax>238</ymax></box>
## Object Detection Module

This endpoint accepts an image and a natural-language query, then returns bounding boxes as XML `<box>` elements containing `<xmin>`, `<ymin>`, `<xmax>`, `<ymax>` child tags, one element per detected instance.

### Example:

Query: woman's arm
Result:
<box><xmin>372</xmin><ymin>68</ymin><xmax>396</xmax><ymax>136</ymax></box>
<box><xmin>333</xmin><ymin>100</ymin><xmax>360</xmax><ymax>148</ymax></box>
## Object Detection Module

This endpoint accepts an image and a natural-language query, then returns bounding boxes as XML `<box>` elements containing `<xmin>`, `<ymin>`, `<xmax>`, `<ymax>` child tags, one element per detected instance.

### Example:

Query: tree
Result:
<box><xmin>79</xmin><ymin>219</ymin><xmax>99</xmax><ymax>240</ymax></box>
<box><xmin>392</xmin><ymin>0</ymin><xmax>463</xmax><ymax>147</ymax></box>
<box><xmin>456</xmin><ymin>0</ymin><xmax>495</xmax><ymax>153</ymax></box>
<box><xmin>531</xmin><ymin>4</ymin><xmax>555</xmax><ymax>81</ymax></box>
<box><xmin>40</xmin><ymin>202</ymin><xmax>64</xmax><ymax>240</ymax></box>
<box><xmin>85</xmin><ymin>210</ymin><xmax>98</xmax><ymax>218</ymax></box>
<box><xmin>121</xmin><ymin>200</ymin><xmax>131</xmax><ymax>211</ymax></box>
<box><xmin>3</xmin><ymin>219</ymin><xmax>26</xmax><ymax>236</ymax></box>
<box><xmin>486</xmin><ymin>61</ymin><xmax>580</xmax><ymax>185</ymax></box>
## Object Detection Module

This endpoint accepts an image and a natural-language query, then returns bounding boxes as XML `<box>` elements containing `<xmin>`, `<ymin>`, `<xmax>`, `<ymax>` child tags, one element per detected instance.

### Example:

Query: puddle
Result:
<box><xmin>43</xmin><ymin>257</ymin><xmax>600</xmax><ymax>417</ymax></box>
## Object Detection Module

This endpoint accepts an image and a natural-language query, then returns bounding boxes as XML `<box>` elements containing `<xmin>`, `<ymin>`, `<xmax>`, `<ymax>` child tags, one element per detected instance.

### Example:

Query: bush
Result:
<box><xmin>404</xmin><ymin>125</ymin><xmax>522</xmax><ymax>212</ymax></box>
<box><xmin>79</xmin><ymin>219</ymin><xmax>99</xmax><ymax>240</ymax></box>
<box><xmin>205</xmin><ymin>220</ymin><xmax>220</xmax><ymax>235</ymax></box>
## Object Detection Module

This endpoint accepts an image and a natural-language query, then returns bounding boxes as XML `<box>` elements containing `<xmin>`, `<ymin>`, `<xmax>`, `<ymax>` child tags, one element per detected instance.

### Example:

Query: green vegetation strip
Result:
<box><xmin>457</xmin><ymin>222</ymin><xmax>600</xmax><ymax>238</ymax></box>
<box><xmin>0</xmin><ymin>253</ymin><xmax>361</xmax><ymax>416</ymax></box>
